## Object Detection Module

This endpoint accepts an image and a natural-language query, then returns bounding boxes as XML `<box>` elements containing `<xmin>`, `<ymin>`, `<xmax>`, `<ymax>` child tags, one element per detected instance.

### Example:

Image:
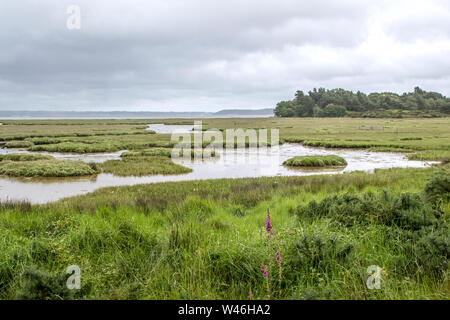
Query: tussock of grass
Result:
<box><xmin>29</xmin><ymin>142</ymin><xmax>122</xmax><ymax>153</ymax></box>
<box><xmin>0</xmin><ymin>199</ymin><xmax>31</xmax><ymax>212</ymax></box>
<box><xmin>100</xmin><ymin>156</ymin><xmax>192</xmax><ymax>176</ymax></box>
<box><xmin>5</xmin><ymin>141</ymin><xmax>34</xmax><ymax>148</ymax></box>
<box><xmin>0</xmin><ymin>153</ymin><xmax>54</xmax><ymax>161</ymax></box>
<box><xmin>0</xmin><ymin>159</ymin><xmax>97</xmax><ymax>177</ymax></box>
<box><xmin>122</xmin><ymin>148</ymin><xmax>218</xmax><ymax>159</ymax></box>
<box><xmin>283</xmin><ymin>155</ymin><xmax>347</xmax><ymax>167</ymax></box>
<box><xmin>121</xmin><ymin>148</ymin><xmax>172</xmax><ymax>158</ymax></box>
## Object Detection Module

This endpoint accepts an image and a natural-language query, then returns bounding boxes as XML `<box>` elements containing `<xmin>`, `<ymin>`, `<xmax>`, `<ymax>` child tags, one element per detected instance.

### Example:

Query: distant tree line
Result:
<box><xmin>274</xmin><ymin>87</ymin><xmax>450</xmax><ymax>118</ymax></box>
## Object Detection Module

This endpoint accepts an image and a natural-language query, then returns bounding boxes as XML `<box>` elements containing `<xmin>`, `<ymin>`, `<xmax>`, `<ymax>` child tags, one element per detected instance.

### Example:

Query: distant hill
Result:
<box><xmin>213</xmin><ymin>108</ymin><xmax>274</xmax><ymax>116</ymax></box>
<box><xmin>0</xmin><ymin>109</ymin><xmax>274</xmax><ymax>119</ymax></box>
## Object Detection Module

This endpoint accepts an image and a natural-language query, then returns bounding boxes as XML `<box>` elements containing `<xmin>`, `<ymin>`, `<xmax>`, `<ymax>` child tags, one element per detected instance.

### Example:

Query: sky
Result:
<box><xmin>0</xmin><ymin>0</ymin><xmax>449</xmax><ymax>112</ymax></box>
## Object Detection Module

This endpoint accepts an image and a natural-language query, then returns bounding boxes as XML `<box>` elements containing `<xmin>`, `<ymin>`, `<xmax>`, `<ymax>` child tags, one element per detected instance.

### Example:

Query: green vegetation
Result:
<box><xmin>0</xmin><ymin>153</ymin><xmax>98</xmax><ymax>177</ymax></box>
<box><xmin>1</xmin><ymin>118</ymin><xmax>449</xmax><ymax>163</ymax></box>
<box><xmin>407</xmin><ymin>150</ymin><xmax>450</xmax><ymax>161</ymax></box>
<box><xmin>121</xmin><ymin>148</ymin><xmax>173</xmax><ymax>158</ymax></box>
<box><xmin>0</xmin><ymin>118</ymin><xmax>447</xmax><ymax>299</ymax></box>
<box><xmin>0</xmin><ymin>166</ymin><xmax>448</xmax><ymax>299</ymax></box>
<box><xmin>0</xmin><ymin>151</ymin><xmax>192</xmax><ymax>178</ymax></box>
<box><xmin>0</xmin><ymin>153</ymin><xmax>53</xmax><ymax>161</ymax></box>
<box><xmin>283</xmin><ymin>155</ymin><xmax>347</xmax><ymax>167</ymax></box>
<box><xmin>5</xmin><ymin>141</ymin><xmax>34</xmax><ymax>148</ymax></box>
<box><xmin>29</xmin><ymin>142</ymin><xmax>124</xmax><ymax>153</ymax></box>
<box><xmin>121</xmin><ymin>148</ymin><xmax>218</xmax><ymax>159</ymax></box>
<box><xmin>192</xmin><ymin>117</ymin><xmax>449</xmax><ymax>161</ymax></box>
<box><xmin>0</xmin><ymin>159</ymin><xmax>97</xmax><ymax>177</ymax></box>
<box><xmin>99</xmin><ymin>156</ymin><xmax>192</xmax><ymax>176</ymax></box>
<box><xmin>274</xmin><ymin>87</ymin><xmax>450</xmax><ymax>118</ymax></box>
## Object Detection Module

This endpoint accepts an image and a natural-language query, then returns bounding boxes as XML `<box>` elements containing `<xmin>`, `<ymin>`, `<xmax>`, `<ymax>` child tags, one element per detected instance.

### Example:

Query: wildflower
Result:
<box><xmin>265</xmin><ymin>209</ymin><xmax>272</xmax><ymax>234</ymax></box>
<box><xmin>261</xmin><ymin>264</ymin><xmax>268</xmax><ymax>278</ymax></box>
<box><xmin>276</xmin><ymin>250</ymin><xmax>281</xmax><ymax>262</ymax></box>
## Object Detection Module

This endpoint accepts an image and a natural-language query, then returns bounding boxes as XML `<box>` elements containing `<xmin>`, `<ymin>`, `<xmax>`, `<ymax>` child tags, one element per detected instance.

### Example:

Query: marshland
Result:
<box><xmin>0</xmin><ymin>117</ymin><xmax>448</xmax><ymax>299</ymax></box>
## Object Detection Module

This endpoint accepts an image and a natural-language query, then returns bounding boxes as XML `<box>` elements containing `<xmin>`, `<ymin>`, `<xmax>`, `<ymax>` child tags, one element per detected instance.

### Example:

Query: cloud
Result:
<box><xmin>0</xmin><ymin>0</ymin><xmax>448</xmax><ymax>111</ymax></box>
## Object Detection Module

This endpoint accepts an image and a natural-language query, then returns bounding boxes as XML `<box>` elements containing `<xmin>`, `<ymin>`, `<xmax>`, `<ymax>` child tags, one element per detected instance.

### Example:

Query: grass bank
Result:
<box><xmin>0</xmin><ymin>159</ymin><xmax>97</xmax><ymax>177</ymax></box>
<box><xmin>99</xmin><ymin>156</ymin><xmax>192</xmax><ymax>176</ymax></box>
<box><xmin>0</xmin><ymin>166</ymin><xmax>448</xmax><ymax>299</ymax></box>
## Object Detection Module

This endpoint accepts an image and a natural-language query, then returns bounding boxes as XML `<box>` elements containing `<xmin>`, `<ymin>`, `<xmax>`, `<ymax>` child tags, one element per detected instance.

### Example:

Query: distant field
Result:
<box><xmin>1</xmin><ymin>117</ymin><xmax>448</xmax><ymax>161</ymax></box>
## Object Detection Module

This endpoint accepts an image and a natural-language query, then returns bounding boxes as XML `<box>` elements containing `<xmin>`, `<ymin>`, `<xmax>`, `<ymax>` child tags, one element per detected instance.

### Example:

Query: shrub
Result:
<box><xmin>296</xmin><ymin>190</ymin><xmax>440</xmax><ymax>230</ymax></box>
<box><xmin>16</xmin><ymin>267</ymin><xmax>74</xmax><ymax>300</ymax></box>
<box><xmin>413</xmin><ymin>226</ymin><xmax>449</xmax><ymax>274</ymax></box>
<box><xmin>423</xmin><ymin>169</ymin><xmax>450</xmax><ymax>205</ymax></box>
<box><xmin>286</xmin><ymin>233</ymin><xmax>353</xmax><ymax>277</ymax></box>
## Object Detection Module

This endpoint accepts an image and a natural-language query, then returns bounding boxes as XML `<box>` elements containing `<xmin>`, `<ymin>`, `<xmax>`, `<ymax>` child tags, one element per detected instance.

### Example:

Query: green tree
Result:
<box><xmin>319</xmin><ymin>104</ymin><xmax>347</xmax><ymax>117</ymax></box>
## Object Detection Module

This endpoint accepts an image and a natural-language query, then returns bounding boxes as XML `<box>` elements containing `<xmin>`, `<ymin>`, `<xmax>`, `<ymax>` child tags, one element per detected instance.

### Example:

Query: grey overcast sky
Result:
<box><xmin>0</xmin><ymin>0</ymin><xmax>449</xmax><ymax>111</ymax></box>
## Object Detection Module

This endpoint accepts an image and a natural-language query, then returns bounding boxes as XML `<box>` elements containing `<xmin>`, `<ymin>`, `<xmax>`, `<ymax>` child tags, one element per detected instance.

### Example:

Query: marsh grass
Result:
<box><xmin>0</xmin><ymin>166</ymin><xmax>447</xmax><ymax>299</ymax></box>
<box><xmin>4</xmin><ymin>141</ymin><xmax>34</xmax><ymax>148</ymax></box>
<box><xmin>283</xmin><ymin>155</ymin><xmax>347</xmax><ymax>167</ymax></box>
<box><xmin>0</xmin><ymin>153</ymin><xmax>53</xmax><ymax>161</ymax></box>
<box><xmin>407</xmin><ymin>150</ymin><xmax>450</xmax><ymax>162</ymax></box>
<box><xmin>29</xmin><ymin>142</ymin><xmax>123</xmax><ymax>153</ymax></box>
<box><xmin>99</xmin><ymin>156</ymin><xmax>192</xmax><ymax>176</ymax></box>
<box><xmin>0</xmin><ymin>199</ymin><xmax>31</xmax><ymax>212</ymax></box>
<box><xmin>122</xmin><ymin>148</ymin><xmax>218</xmax><ymax>159</ymax></box>
<box><xmin>0</xmin><ymin>159</ymin><xmax>97</xmax><ymax>177</ymax></box>
<box><xmin>1</xmin><ymin>118</ymin><xmax>448</xmax><ymax>161</ymax></box>
<box><xmin>0</xmin><ymin>118</ymin><xmax>448</xmax><ymax>299</ymax></box>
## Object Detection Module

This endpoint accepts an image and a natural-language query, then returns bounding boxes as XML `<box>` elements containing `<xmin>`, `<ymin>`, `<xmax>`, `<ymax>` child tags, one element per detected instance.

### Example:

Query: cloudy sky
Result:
<box><xmin>0</xmin><ymin>0</ymin><xmax>449</xmax><ymax>111</ymax></box>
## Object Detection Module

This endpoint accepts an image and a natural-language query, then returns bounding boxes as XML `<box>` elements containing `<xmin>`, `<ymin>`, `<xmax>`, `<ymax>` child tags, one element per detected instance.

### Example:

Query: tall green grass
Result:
<box><xmin>0</xmin><ymin>166</ymin><xmax>447</xmax><ymax>299</ymax></box>
<box><xmin>100</xmin><ymin>156</ymin><xmax>192</xmax><ymax>176</ymax></box>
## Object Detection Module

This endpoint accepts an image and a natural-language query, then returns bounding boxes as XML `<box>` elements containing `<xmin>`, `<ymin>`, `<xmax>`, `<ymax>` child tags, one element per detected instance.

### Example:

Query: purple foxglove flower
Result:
<box><xmin>276</xmin><ymin>251</ymin><xmax>281</xmax><ymax>262</ymax></box>
<box><xmin>265</xmin><ymin>211</ymin><xmax>272</xmax><ymax>233</ymax></box>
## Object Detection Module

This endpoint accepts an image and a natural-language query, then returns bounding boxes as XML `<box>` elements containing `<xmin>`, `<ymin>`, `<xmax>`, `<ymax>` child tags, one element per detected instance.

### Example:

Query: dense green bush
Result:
<box><xmin>318</xmin><ymin>104</ymin><xmax>348</xmax><ymax>117</ymax></box>
<box><xmin>296</xmin><ymin>190</ymin><xmax>440</xmax><ymax>229</ymax></box>
<box><xmin>16</xmin><ymin>267</ymin><xmax>74</xmax><ymax>300</ymax></box>
<box><xmin>424</xmin><ymin>169</ymin><xmax>450</xmax><ymax>205</ymax></box>
<box><xmin>290</xmin><ymin>234</ymin><xmax>353</xmax><ymax>271</ymax></box>
<box><xmin>295</xmin><ymin>173</ymin><xmax>449</xmax><ymax>277</ymax></box>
